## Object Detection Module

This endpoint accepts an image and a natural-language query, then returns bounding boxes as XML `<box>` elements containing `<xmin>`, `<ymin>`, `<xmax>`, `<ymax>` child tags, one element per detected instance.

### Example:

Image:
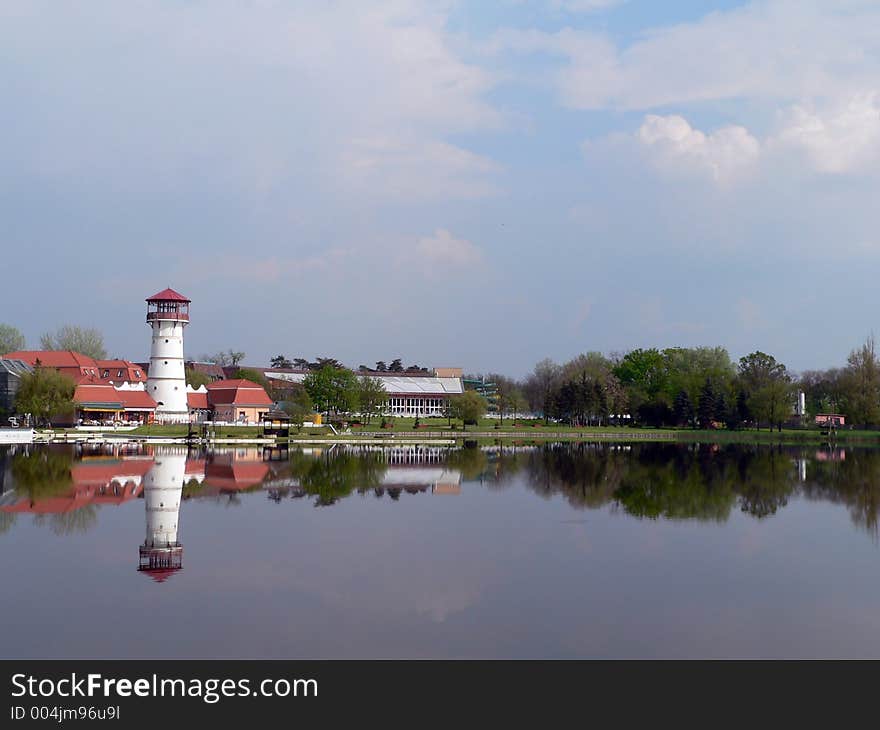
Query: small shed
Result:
<box><xmin>815</xmin><ymin>413</ymin><xmax>845</xmax><ymax>427</ymax></box>
<box><xmin>262</xmin><ymin>409</ymin><xmax>291</xmax><ymax>438</ymax></box>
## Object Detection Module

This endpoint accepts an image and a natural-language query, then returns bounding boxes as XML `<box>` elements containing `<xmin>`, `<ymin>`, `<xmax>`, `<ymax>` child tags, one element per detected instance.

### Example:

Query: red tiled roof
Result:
<box><xmin>118</xmin><ymin>390</ymin><xmax>157</xmax><ymax>410</ymax></box>
<box><xmin>139</xmin><ymin>568</ymin><xmax>181</xmax><ymax>583</ymax></box>
<box><xmin>204</xmin><ymin>462</ymin><xmax>270</xmax><ymax>490</ymax></box>
<box><xmin>146</xmin><ymin>288</ymin><xmax>190</xmax><ymax>303</ymax></box>
<box><xmin>187</xmin><ymin>391</ymin><xmax>209</xmax><ymax>409</ymax></box>
<box><xmin>74</xmin><ymin>384</ymin><xmax>124</xmax><ymax>407</ymax></box>
<box><xmin>3</xmin><ymin>350</ymin><xmax>98</xmax><ymax>370</ymax></box>
<box><xmin>206</xmin><ymin>379</ymin><xmax>273</xmax><ymax>406</ymax></box>
<box><xmin>96</xmin><ymin>360</ymin><xmax>148</xmax><ymax>382</ymax></box>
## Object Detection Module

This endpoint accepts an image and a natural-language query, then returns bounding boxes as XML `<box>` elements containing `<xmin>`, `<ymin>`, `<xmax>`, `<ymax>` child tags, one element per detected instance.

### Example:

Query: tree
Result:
<box><xmin>739</xmin><ymin>350</ymin><xmax>792</xmax><ymax>430</ymax></box>
<box><xmin>39</xmin><ymin>325</ymin><xmax>106</xmax><ymax>359</ymax></box>
<box><xmin>738</xmin><ymin>351</ymin><xmax>792</xmax><ymax>430</ymax></box>
<box><xmin>280</xmin><ymin>386</ymin><xmax>314</xmax><ymax>432</ymax></box>
<box><xmin>0</xmin><ymin>323</ymin><xmax>25</xmax><ymax>355</ymax></box>
<box><xmin>388</xmin><ymin>358</ymin><xmax>404</xmax><ymax>372</ymax></box>
<box><xmin>15</xmin><ymin>368</ymin><xmax>76</xmax><ymax>427</ymax></box>
<box><xmin>302</xmin><ymin>366</ymin><xmax>358</xmax><ymax>415</ymax></box>
<box><xmin>697</xmin><ymin>379</ymin><xmax>717</xmax><ymax>429</ymax></box>
<box><xmin>510</xmin><ymin>389</ymin><xmax>528</xmax><ymax>425</ymax></box>
<box><xmin>450</xmin><ymin>391</ymin><xmax>488</xmax><ymax>430</ymax></box>
<box><xmin>524</xmin><ymin>358</ymin><xmax>562</xmax><ymax>422</ymax></box>
<box><xmin>357</xmin><ymin>376</ymin><xmax>388</xmax><ymax>424</ymax></box>
<box><xmin>206</xmin><ymin>349</ymin><xmax>245</xmax><ymax>366</ymax></box>
<box><xmin>488</xmin><ymin>373</ymin><xmax>519</xmax><ymax>423</ymax></box>
<box><xmin>840</xmin><ymin>336</ymin><xmax>880</xmax><ymax>427</ymax></box>
<box><xmin>673</xmin><ymin>389</ymin><xmax>694</xmax><ymax>427</ymax></box>
<box><xmin>235</xmin><ymin>368</ymin><xmax>269</xmax><ymax>388</ymax></box>
<box><xmin>185</xmin><ymin>367</ymin><xmax>213</xmax><ymax>389</ymax></box>
<box><xmin>270</xmin><ymin>355</ymin><xmax>293</xmax><ymax>369</ymax></box>
<box><xmin>375</xmin><ymin>361</ymin><xmax>387</xmax><ymax>372</ymax></box>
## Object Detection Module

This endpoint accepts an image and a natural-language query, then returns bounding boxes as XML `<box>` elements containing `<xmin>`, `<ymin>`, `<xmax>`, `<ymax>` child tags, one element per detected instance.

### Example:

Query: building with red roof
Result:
<box><xmin>206</xmin><ymin>379</ymin><xmax>273</xmax><ymax>424</ymax></box>
<box><xmin>74</xmin><ymin>383</ymin><xmax>157</xmax><ymax>425</ymax></box>
<box><xmin>96</xmin><ymin>360</ymin><xmax>147</xmax><ymax>383</ymax></box>
<box><xmin>3</xmin><ymin>350</ymin><xmax>100</xmax><ymax>380</ymax></box>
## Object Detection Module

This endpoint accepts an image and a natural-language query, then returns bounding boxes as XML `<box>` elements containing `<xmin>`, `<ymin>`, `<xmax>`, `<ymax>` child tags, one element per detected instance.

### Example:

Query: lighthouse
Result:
<box><xmin>138</xmin><ymin>447</ymin><xmax>186</xmax><ymax>583</ymax></box>
<box><xmin>146</xmin><ymin>288</ymin><xmax>190</xmax><ymax>423</ymax></box>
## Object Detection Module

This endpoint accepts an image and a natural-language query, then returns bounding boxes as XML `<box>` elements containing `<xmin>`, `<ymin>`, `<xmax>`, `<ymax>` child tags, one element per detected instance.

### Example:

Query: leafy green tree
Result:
<box><xmin>664</xmin><ymin>346</ymin><xmax>735</xmax><ymax>406</ymax></box>
<box><xmin>185</xmin><ymin>367</ymin><xmax>213</xmax><ymax>389</ymax></box>
<box><xmin>357</xmin><ymin>376</ymin><xmax>388</xmax><ymax>424</ymax></box>
<box><xmin>840</xmin><ymin>337</ymin><xmax>880</xmax><ymax>427</ymax></box>
<box><xmin>451</xmin><ymin>391</ymin><xmax>488</xmax><ymax>430</ymax></box>
<box><xmin>39</xmin><ymin>325</ymin><xmax>106</xmax><ymax>359</ymax></box>
<box><xmin>388</xmin><ymin>358</ymin><xmax>404</xmax><ymax>372</ymax></box>
<box><xmin>302</xmin><ymin>366</ymin><xmax>359</xmax><ymax>415</ymax></box>
<box><xmin>738</xmin><ymin>351</ymin><xmax>793</xmax><ymax>430</ymax></box>
<box><xmin>235</xmin><ymin>368</ymin><xmax>269</xmax><ymax>388</ymax></box>
<box><xmin>15</xmin><ymin>368</ymin><xmax>76</xmax><ymax>426</ymax></box>
<box><xmin>281</xmin><ymin>386</ymin><xmax>314</xmax><ymax>431</ymax></box>
<box><xmin>375</xmin><ymin>361</ymin><xmax>387</xmax><ymax>372</ymax></box>
<box><xmin>0</xmin><ymin>323</ymin><xmax>26</xmax><ymax>355</ymax></box>
<box><xmin>270</xmin><ymin>355</ymin><xmax>293</xmax><ymax>369</ymax></box>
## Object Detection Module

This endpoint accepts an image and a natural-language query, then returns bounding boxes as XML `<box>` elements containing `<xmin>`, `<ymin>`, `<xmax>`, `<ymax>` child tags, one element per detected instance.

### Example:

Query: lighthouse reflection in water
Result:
<box><xmin>138</xmin><ymin>448</ymin><xmax>186</xmax><ymax>582</ymax></box>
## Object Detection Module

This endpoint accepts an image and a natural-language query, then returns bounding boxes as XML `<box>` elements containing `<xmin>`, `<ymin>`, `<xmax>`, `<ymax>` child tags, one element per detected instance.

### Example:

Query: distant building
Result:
<box><xmin>262</xmin><ymin>367</ymin><xmax>464</xmax><ymax>417</ymax></box>
<box><xmin>815</xmin><ymin>413</ymin><xmax>845</xmax><ymax>427</ymax></box>
<box><xmin>0</xmin><ymin>359</ymin><xmax>33</xmax><ymax>416</ymax></box>
<box><xmin>2</xmin><ymin>350</ymin><xmax>146</xmax><ymax>386</ymax></box>
<box><xmin>3</xmin><ymin>350</ymin><xmax>101</xmax><ymax>381</ymax></box>
<box><xmin>205</xmin><ymin>379</ymin><xmax>274</xmax><ymax>424</ymax></box>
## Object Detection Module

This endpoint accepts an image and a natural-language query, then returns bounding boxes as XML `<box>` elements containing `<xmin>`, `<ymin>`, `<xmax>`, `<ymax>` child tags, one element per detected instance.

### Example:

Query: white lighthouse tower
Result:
<box><xmin>146</xmin><ymin>288</ymin><xmax>191</xmax><ymax>423</ymax></box>
<box><xmin>138</xmin><ymin>447</ymin><xmax>187</xmax><ymax>583</ymax></box>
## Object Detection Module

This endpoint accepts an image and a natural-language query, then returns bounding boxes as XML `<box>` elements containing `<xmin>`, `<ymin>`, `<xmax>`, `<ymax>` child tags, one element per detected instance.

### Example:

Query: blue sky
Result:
<box><xmin>2</xmin><ymin>0</ymin><xmax>880</xmax><ymax>377</ymax></box>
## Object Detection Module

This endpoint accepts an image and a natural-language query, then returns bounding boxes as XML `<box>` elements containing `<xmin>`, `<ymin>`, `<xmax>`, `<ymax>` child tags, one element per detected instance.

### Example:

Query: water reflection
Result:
<box><xmin>3</xmin><ymin>442</ymin><xmax>880</xmax><ymax>538</ymax></box>
<box><xmin>139</xmin><ymin>449</ymin><xmax>185</xmax><ymax>582</ymax></box>
<box><xmin>6</xmin><ymin>441</ymin><xmax>880</xmax><ymax>658</ymax></box>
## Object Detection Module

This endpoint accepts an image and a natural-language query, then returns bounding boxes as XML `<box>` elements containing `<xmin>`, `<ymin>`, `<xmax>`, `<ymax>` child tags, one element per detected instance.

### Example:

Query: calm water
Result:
<box><xmin>2</xmin><ymin>441</ymin><xmax>880</xmax><ymax>658</ymax></box>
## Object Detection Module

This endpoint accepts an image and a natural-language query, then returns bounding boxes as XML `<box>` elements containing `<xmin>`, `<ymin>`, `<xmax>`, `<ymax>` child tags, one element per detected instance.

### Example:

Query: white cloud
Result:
<box><xmin>340</xmin><ymin>136</ymin><xmax>500</xmax><ymax>201</ymax></box>
<box><xmin>636</xmin><ymin>114</ymin><xmax>760</xmax><ymax>183</ymax></box>
<box><xmin>0</xmin><ymin>1</ymin><xmax>501</xmax><ymax>204</ymax></box>
<box><xmin>491</xmin><ymin>1</ymin><xmax>880</xmax><ymax>111</ymax></box>
<box><xmin>773</xmin><ymin>93</ymin><xmax>880</xmax><ymax>174</ymax></box>
<box><xmin>411</xmin><ymin>229</ymin><xmax>484</xmax><ymax>269</ymax></box>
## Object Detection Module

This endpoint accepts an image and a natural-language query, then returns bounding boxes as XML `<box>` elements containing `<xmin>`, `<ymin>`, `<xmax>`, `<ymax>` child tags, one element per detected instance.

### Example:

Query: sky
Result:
<box><xmin>2</xmin><ymin>0</ymin><xmax>880</xmax><ymax>378</ymax></box>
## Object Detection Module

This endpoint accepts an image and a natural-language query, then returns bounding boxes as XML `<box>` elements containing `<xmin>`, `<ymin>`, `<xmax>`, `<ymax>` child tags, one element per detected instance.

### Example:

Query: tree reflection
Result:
<box><xmin>10</xmin><ymin>447</ymin><xmax>74</xmax><ymax>505</ymax></box>
<box><xmin>32</xmin><ymin>506</ymin><xmax>98</xmax><ymax>535</ymax></box>
<box><xmin>801</xmin><ymin>448</ymin><xmax>880</xmax><ymax>539</ymax></box>
<box><xmin>288</xmin><ymin>449</ymin><xmax>387</xmax><ymax>506</ymax></box>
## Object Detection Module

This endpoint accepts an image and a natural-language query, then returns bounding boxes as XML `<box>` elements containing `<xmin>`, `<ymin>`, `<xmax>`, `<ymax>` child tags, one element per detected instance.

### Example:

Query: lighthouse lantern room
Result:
<box><xmin>146</xmin><ymin>287</ymin><xmax>191</xmax><ymax>423</ymax></box>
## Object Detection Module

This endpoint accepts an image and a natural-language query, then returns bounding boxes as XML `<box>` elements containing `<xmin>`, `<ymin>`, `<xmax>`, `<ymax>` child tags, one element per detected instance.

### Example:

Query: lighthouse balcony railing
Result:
<box><xmin>146</xmin><ymin>311</ymin><xmax>189</xmax><ymax>322</ymax></box>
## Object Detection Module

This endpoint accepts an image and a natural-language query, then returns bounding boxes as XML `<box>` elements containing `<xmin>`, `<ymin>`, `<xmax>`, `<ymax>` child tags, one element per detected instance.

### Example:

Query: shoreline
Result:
<box><xmin>8</xmin><ymin>427</ymin><xmax>873</xmax><ymax>447</ymax></box>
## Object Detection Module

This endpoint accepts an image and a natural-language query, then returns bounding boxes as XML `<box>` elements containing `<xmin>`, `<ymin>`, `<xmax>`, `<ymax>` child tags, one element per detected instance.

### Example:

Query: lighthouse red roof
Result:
<box><xmin>146</xmin><ymin>288</ymin><xmax>190</xmax><ymax>303</ymax></box>
<box><xmin>139</xmin><ymin>567</ymin><xmax>182</xmax><ymax>583</ymax></box>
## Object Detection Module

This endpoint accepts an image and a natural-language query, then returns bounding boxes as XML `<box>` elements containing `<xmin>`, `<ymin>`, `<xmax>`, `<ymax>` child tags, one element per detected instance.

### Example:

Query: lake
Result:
<box><xmin>2</xmin><ymin>441</ymin><xmax>879</xmax><ymax>658</ymax></box>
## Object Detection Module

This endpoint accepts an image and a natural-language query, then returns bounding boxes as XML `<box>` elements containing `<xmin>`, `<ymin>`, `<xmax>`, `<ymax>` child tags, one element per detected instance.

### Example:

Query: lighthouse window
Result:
<box><xmin>165</xmin><ymin>339</ymin><xmax>169</xmax><ymax>343</ymax></box>
<box><xmin>164</xmin><ymin>361</ymin><xmax>168</xmax><ymax>365</ymax></box>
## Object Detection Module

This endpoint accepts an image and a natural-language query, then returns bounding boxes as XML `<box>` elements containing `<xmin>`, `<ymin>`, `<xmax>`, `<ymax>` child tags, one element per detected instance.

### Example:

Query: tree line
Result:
<box><xmin>512</xmin><ymin>338</ymin><xmax>880</xmax><ymax>430</ymax></box>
